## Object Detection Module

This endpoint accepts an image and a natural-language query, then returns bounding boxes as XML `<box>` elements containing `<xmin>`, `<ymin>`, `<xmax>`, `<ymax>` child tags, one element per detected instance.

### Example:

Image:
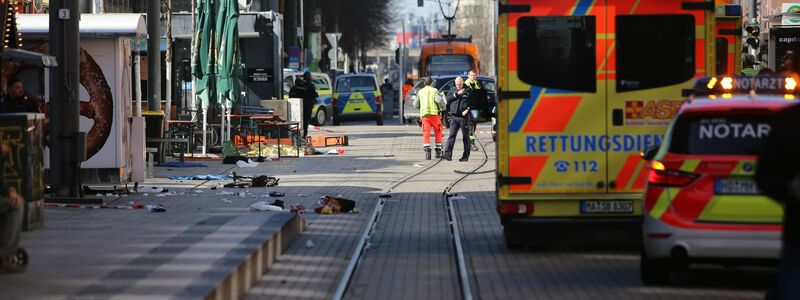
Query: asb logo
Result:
<box><xmin>625</xmin><ymin>100</ymin><xmax>684</xmax><ymax>120</ymax></box>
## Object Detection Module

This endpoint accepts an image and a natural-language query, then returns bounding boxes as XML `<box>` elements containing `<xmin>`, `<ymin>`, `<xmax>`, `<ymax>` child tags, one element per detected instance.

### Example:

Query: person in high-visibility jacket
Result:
<box><xmin>413</xmin><ymin>77</ymin><xmax>445</xmax><ymax>160</ymax></box>
<box><xmin>464</xmin><ymin>71</ymin><xmax>483</xmax><ymax>151</ymax></box>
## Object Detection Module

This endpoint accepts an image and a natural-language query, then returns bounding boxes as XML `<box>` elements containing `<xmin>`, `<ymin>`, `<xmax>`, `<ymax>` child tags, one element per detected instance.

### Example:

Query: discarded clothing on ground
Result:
<box><xmin>168</xmin><ymin>174</ymin><xmax>232</xmax><ymax>181</ymax></box>
<box><xmin>314</xmin><ymin>195</ymin><xmax>356</xmax><ymax>214</ymax></box>
<box><xmin>250</xmin><ymin>201</ymin><xmax>283</xmax><ymax>211</ymax></box>
<box><xmin>158</xmin><ymin>161</ymin><xmax>207</xmax><ymax>168</ymax></box>
<box><xmin>236</xmin><ymin>159</ymin><xmax>259</xmax><ymax>168</ymax></box>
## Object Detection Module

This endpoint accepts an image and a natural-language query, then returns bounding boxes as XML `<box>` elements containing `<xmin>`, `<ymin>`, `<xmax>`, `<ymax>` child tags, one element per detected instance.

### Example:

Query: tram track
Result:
<box><xmin>332</xmin><ymin>134</ymin><xmax>491</xmax><ymax>300</ymax></box>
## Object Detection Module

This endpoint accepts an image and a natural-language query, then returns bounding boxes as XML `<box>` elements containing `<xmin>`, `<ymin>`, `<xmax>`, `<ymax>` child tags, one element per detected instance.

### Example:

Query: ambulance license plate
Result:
<box><xmin>580</xmin><ymin>200</ymin><xmax>634</xmax><ymax>214</ymax></box>
<box><xmin>715</xmin><ymin>178</ymin><xmax>761</xmax><ymax>195</ymax></box>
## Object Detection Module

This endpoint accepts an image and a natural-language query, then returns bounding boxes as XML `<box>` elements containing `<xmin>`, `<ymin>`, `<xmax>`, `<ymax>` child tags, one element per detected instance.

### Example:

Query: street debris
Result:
<box><xmin>158</xmin><ymin>161</ymin><xmax>207</xmax><ymax>168</ymax></box>
<box><xmin>216</xmin><ymin>191</ymin><xmax>236</xmax><ymax>196</ymax></box>
<box><xmin>449</xmin><ymin>195</ymin><xmax>467</xmax><ymax>200</ymax></box>
<box><xmin>290</xmin><ymin>203</ymin><xmax>306</xmax><ymax>214</ymax></box>
<box><xmin>314</xmin><ymin>195</ymin><xmax>356</xmax><ymax>214</ymax></box>
<box><xmin>270</xmin><ymin>200</ymin><xmax>284</xmax><ymax>208</ymax></box>
<box><xmin>249</xmin><ymin>201</ymin><xmax>283</xmax><ymax>212</ymax></box>
<box><xmin>146</xmin><ymin>204</ymin><xmax>166</xmax><ymax>212</ymax></box>
<box><xmin>236</xmin><ymin>159</ymin><xmax>260</xmax><ymax>168</ymax></box>
<box><xmin>304</xmin><ymin>239</ymin><xmax>315</xmax><ymax>249</ymax></box>
<box><xmin>252</xmin><ymin>175</ymin><xmax>279</xmax><ymax>187</ymax></box>
<box><xmin>268</xmin><ymin>191</ymin><xmax>285</xmax><ymax>197</ymax></box>
<box><xmin>169</xmin><ymin>174</ymin><xmax>232</xmax><ymax>181</ymax></box>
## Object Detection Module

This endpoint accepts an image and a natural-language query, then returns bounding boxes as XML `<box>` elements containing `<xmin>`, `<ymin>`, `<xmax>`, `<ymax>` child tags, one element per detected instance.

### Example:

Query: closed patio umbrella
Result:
<box><xmin>215</xmin><ymin>0</ymin><xmax>241</xmax><ymax>144</ymax></box>
<box><xmin>191</xmin><ymin>0</ymin><xmax>216</xmax><ymax>154</ymax></box>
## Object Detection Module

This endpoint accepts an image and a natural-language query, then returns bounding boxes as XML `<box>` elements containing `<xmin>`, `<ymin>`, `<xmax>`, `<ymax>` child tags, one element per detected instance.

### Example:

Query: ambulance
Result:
<box><xmin>495</xmin><ymin>0</ymin><xmax>742</xmax><ymax>246</ymax></box>
<box><xmin>640</xmin><ymin>75</ymin><xmax>793</xmax><ymax>284</ymax></box>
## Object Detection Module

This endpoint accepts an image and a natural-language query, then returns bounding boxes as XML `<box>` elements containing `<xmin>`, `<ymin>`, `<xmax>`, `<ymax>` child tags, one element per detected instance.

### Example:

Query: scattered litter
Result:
<box><xmin>325</xmin><ymin>149</ymin><xmax>346</xmax><ymax>155</ymax></box>
<box><xmin>194</xmin><ymin>190</ymin><xmax>205</xmax><ymax>193</ymax></box>
<box><xmin>158</xmin><ymin>161</ymin><xmax>207</xmax><ymax>168</ymax></box>
<box><xmin>449</xmin><ymin>195</ymin><xmax>467</xmax><ymax>200</ymax></box>
<box><xmin>155</xmin><ymin>193</ymin><xmax>167</xmax><ymax>198</ymax></box>
<box><xmin>146</xmin><ymin>186</ymin><xmax>165</xmax><ymax>193</ymax></box>
<box><xmin>238</xmin><ymin>192</ymin><xmax>247</xmax><ymax>198</ymax></box>
<box><xmin>224</xmin><ymin>182</ymin><xmax>250</xmax><ymax>188</ymax></box>
<box><xmin>220</xmin><ymin>199</ymin><xmax>232</xmax><ymax>203</ymax></box>
<box><xmin>45</xmin><ymin>201</ymin><xmax>145</xmax><ymax>210</ymax></box>
<box><xmin>142</xmin><ymin>193</ymin><xmax>149</xmax><ymax>197</ymax></box>
<box><xmin>216</xmin><ymin>191</ymin><xmax>235</xmax><ymax>195</ymax></box>
<box><xmin>269</xmin><ymin>191</ymin><xmax>285</xmax><ymax>197</ymax></box>
<box><xmin>314</xmin><ymin>195</ymin><xmax>356</xmax><ymax>214</ymax></box>
<box><xmin>304</xmin><ymin>240</ymin><xmax>315</xmax><ymax>249</ymax></box>
<box><xmin>413</xmin><ymin>164</ymin><xmax>424</xmax><ymax>168</ymax></box>
<box><xmin>252</xmin><ymin>175</ymin><xmax>279</xmax><ymax>187</ymax></box>
<box><xmin>383</xmin><ymin>154</ymin><xmax>395</xmax><ymax>157</ymax></box>
<box><xmin>290</xmin><ymin>203</ymin><xmax>306</xmax><ymax>214</ymax></box>
<box><xmin>249</xmin><ymin>201</ymin><xmax>283</xmax><ymax>211</ymax></box>
<box><xmin>106</xmin><ymin>193</ymin><xmax>114</xmax><ymax>197</ymax></box>
<box><xmin>96</xmin><ymin>193</ymin><xmax>103</xmax><ymax>197</ymax></box>
<box><xmin>270</xmin><ymin>200</ymin><xmax>284</xmax><ymax>208</ymax></box>
<box><xmin>169</xmin><ymin>174</ymin><xmax>232</xmax><ymax>181</ymax></box>
<box><xmin>236</xmin><ymin>159</ymin><xmax>260</xmax><ymax>168</ymax></box>
<box><xmin>297</xmin><ymin>193</ymin><xmax>308</xmax><ymax>197</ymax></box>
<box><xmin>146</xmin><ymin>204</ymin><xmax>166</xmax><ymax>212</ymax></box>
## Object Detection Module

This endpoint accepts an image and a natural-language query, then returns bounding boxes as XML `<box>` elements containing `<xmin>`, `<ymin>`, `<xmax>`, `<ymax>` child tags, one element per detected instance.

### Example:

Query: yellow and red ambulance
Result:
<box><xmin>640</xmin><ymin>75</ymin><xmax>794</xmax><ymax>284</ymax></box>
<box><xmin>495</xmin><ymin>0</ymin><xmax>742</xmax><ymax>246</ymax></box>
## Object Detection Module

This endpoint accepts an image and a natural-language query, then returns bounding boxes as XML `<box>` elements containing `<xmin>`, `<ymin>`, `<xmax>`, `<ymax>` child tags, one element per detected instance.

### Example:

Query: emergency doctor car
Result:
<box><xmin>640</xmin><ymin>75</ymin><xmax>796</xmax><ymax>284</ymax></box>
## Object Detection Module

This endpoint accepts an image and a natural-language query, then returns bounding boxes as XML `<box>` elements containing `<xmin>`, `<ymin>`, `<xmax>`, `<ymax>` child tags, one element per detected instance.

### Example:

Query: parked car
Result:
<box><xmin>640</xmin><ymin>75</ymin><xmax>793</xmax><ymax>285</ymax></box>
<box><xmin>332</xmin><ymin>73</ymin><xmax>384</xmax><ymax>126</ymax></box>
<box><xmin>284</xmin><ymin>72</ymin><xmax>333</xmax><ymax>126</ymax></box>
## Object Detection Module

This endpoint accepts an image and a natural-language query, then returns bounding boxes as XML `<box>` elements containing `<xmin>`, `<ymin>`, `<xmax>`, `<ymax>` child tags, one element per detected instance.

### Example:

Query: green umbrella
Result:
<box><xmin>191</xmin><ymin>0</ymin><xmax>218</xmax><ymax>153</ymax></box>
<box><xmin>192</xmin><ymin>0</ymin><xmax>217</xmax><ymax>108</ymax></box>
<box><xmin>215</xmin><ymin>0</ymin><xmax>241</xmax><ymax>142</ymax></box>
<box><xmin>215</xmin><ymin>0</ymin><xmax>241</xmax><ymax>108</ymax></box>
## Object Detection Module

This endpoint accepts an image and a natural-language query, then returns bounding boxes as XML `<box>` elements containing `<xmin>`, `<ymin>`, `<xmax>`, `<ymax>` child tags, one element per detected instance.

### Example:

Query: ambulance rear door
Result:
<box><xmin>499</xmin><ymin>1</ymin><xmax>608</xmax><ymax>196</ymax></box>
<box><xmin>605</xmin><ymin>0</ymin><xmax>710</xmax><ymax>195</ymax></box>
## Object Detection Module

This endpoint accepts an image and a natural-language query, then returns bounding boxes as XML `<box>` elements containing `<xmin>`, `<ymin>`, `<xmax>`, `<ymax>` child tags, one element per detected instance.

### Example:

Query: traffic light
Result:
<box><xmin>395</xmin><ymin>47</ymin><xmax>400</xmax><ymax>65</ymax></box>
<box><xmin>745</xmin><ymin>23</ymin><xmax>760</xmax><ymax>49</ymax></box>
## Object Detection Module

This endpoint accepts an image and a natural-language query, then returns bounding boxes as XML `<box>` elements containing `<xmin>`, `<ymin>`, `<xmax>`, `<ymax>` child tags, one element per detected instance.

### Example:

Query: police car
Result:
<box><xmin>640</xmin><ymin>75</ymin><xmax>796</xmax><ymax>284</ymax></box>
<box><xmin>332</xmin><ymin>73</ymin><xmax>384</xmax><ymax>126</ymax></box>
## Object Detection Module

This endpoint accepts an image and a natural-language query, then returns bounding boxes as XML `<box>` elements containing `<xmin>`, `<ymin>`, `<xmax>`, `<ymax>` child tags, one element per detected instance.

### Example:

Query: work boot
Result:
<box><xmin>424</xmin><ymin>146</ymin><xmax>432</xmax><ymax>160</ymax></box>
<box><xmin>435</xmin><ymin>148</ymin><xmax>442</xmax><ymax>159</ymax></box>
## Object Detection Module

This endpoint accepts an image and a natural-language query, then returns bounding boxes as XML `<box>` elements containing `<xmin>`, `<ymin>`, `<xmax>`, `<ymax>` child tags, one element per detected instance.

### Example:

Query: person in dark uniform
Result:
<box><xmin>0</xmin><ymin>142</ymin><xmax>25</xmax><ymax>273</ymax></box>
<box><xmin>464</xmin><ymin>70</ymin><xmax>484</xmax><ymax>151</ymax></box>
<box><xmin>756</xmin><ymin>103</ymin><xmax>800</xmax><ymax>299</ymax></box>
<box><xmin>0</xmin><ymin>79</ymin><xmax>39</xmax><ymax>114</ymax></box>
<box><xmin>441</xmin><ymin>76</ymin><xmax>471</xmax><ymax>162</ymax></box>
<box><xmin>300</xmin><ymin>72</ymin><xmax>318</xmax><ymax>137</ymax></box>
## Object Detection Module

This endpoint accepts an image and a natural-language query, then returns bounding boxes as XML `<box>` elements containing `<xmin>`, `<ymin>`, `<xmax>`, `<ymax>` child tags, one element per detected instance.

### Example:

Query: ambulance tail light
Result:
<box><xmin>499</xmin><ymin>202</ymin><xmax>534</xmax><ymax>216</ymax></box>
<box><xmin>648</xmin><ymin>161</ymin><xmax>699</xmax><ymax>187</ymax></box>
